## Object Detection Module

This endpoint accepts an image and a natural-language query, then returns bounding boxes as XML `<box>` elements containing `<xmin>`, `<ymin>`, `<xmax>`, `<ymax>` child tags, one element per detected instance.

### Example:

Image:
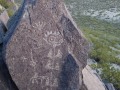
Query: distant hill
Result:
<box><xmin>65</xmin><ymin>0</ymin><xmax>120</xmax><ymax>23</ymax></box>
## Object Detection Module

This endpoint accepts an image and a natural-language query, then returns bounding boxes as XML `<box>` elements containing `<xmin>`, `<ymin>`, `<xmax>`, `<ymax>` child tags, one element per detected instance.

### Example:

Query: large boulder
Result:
<box><xmin>4</xmin><ymin>0</ymin><xmax>89</xmax><ymax>90</ymax></box>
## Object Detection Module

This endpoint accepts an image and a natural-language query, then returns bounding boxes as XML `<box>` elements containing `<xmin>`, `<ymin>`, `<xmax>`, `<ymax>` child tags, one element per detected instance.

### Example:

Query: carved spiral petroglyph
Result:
<box><xmin>43</xmin><ymin>31</ymin><xmax>63</xmax><ymax>47</ymax></box>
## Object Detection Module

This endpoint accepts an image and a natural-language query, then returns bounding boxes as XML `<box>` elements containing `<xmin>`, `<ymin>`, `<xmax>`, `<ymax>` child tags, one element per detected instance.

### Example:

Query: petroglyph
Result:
<box><xmin>55</xmin><ymin>49</ymin><xmax>62</xmax><ymax>58</ymax></box>
<box><xmin>23</xmin><ymin>9</ymin><xmax>29</xmax><ymax>18</ymax></box>
<box><xmin>44</xmin><ymin>31</ymin><xmax>63</xmax><ymax>72</ymax></box>
<box><xmin>30</xmin><ymin>73</ymin><xmax>39</xmax><ymax>84</ymax></box>
<box><xmin>45</xmin><ymin>60</ymin><xmax>60</xmax><ymax>70</ymax></box>
<box><xmin>30</xmin><ymin>50</ymin><xmax>37</xmax><ymax>70</ymax></box>
<box><xmin>43</xmin><ymin>31</ymin><xmax>63</xmax><ymax>47</ymax></box>
<box><xmin>47</xmin><ymin>49</ymin><xmax>53</xmax><ymax>59</ymax></box>
<box><xmin>21</xmin><ymin>56</ymin><xmax>27</xmax><ymax>62</ymax></box>
<box><xmin>48</xmin><ymin>49</ymin><xmax>62</xmax><ymax>59</ymax></box>
<box><xmin>30</xmin><ymin>72</ymin><xmax>58</xmax><ymax>87</ymax></box>
<box><xmin>32</xmin><ymin>21</ymin><xmax>46</xmax><ymax>31</ymax></box>
<box><xmin>44</xmin><ymin>31</ymin><xmax>63</xmax><ymax>71</ymax></box>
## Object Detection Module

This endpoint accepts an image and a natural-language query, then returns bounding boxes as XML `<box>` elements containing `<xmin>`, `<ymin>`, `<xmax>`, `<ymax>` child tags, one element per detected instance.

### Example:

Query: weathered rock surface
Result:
<box><xmin>4</xmin><ymin>0</ymin><xmax>89</xmax><ymax>90</ymax></box>
<box><xmin>0</xmin><ymin>21</ymin><xmax>19</xmax><ymax>90</ymax></box>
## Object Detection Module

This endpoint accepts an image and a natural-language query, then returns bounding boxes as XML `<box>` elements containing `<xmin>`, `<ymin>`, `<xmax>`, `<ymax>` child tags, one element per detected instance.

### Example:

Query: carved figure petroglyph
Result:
<box><xmin>44</xmin><ymin>31</ymin><xmax>63</xmax><ymax>56</ymax></box>
<box><xmin>30</xmin><ymin>50</ymin><xmax>37</xmax><ymax>70</ymax></box>
<box><xmin>23</xmin><ymin>9</ymin><xmax>29</xmax><ymax>18</ymax></box>
<box><xmin>43</xmin><ymin>31</ymin><xmax>63</xmax><ymax>71</ymax></box>
<box><xmin>45</xmin><ymin>60</ymin><xmax>60</xmax><ymax>70</ymax></box>
<box><xmin>48</xmin><ymin>49</ymin><xmax>62</xmax><ymax>59</ymax></box>
<box><xmin>55</xmin><ymin>49</ymin><xmax>62</xmax><ymax>58</ymax></box>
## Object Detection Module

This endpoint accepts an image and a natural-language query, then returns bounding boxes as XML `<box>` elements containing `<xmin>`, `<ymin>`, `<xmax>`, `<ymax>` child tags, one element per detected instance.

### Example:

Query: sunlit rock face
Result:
<box><xmin>0</xmin><ymin>11</ymin><xmax>9</xmax><ymax>25</ymax></box>
<box><xmin>5</xmin><ymin>0</ymin><xmax>89</xmax><ymax>90</ymax></box>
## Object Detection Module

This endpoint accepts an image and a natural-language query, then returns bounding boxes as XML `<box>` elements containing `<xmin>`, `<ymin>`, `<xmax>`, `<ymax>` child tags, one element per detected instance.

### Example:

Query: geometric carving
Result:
<box><xmin>32</xmin><ymin>21</ymin><xmax>46</xmax><ymax>31</ymax></box>
<box><xmin>43</xmin><ymin>31</ymin><xmax>63</xmax><ymax>47</ymax></box>
<box><xmin>30</xmin><ymin>72</ymin><xmax>58</xmax><ymax>87</ymax></box>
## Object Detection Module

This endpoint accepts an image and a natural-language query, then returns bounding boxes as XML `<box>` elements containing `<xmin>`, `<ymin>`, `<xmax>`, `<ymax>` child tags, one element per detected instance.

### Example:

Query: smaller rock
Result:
<box><xmin>82</xmin><ymin>65</ymin><xmax>106</xmax><ymax>90</ymax></box>
<box><xmin>105</xmin><ymin>83</ymin><xmax>116</xmax><ymax>90</ymax></box>
<box><xmin>0</xmin><ymin>10</ymin><xmax>9</xmax><ymax>25</ymax></box>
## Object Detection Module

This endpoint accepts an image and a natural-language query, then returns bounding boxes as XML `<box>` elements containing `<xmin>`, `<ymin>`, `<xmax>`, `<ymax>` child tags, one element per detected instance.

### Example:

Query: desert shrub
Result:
<box><xmin>0</xmin><ymin>0</ymin><xmax>10</xmax><ymax>9</ymax></box>
<box><xmin>7</xmin><ymin>9</ymin><xmax>14</xmax><ymax>17</ymax></box>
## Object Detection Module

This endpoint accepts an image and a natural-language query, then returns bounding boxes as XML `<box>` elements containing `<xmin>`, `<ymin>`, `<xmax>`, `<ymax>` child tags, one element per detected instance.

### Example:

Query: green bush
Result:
<box><xmin>7</xmin><ymin>9</ymin><xmax>14</xmax><ymax>17</ymax></box>
<box><xmin>101</xmin><ymin>64</ymin><xmax>120</xmax><ymax>90</ymax></box>
<box><xmin>0</xmin><ymin>0</ymin><xmax>15</xmax><ymax>17</ymax></box>
<box><xmin>0</xmin><ymin>0</ymin><xmax>10</xmax><ymax>9</ymax></box>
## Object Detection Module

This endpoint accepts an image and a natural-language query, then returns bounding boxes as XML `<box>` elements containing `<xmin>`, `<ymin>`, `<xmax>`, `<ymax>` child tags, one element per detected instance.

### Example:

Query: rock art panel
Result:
<box><xmin>5</xmin><ymin>0</ymin><xmax>89</xmax><ymax>90</ymax></box>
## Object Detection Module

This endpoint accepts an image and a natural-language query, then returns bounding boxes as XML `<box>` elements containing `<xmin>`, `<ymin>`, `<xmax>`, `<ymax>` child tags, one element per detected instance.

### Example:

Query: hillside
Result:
<box><xmin>65</xmin><ymin>0</ymin><xmax>120</xmax><ymax>90</ymax></box>
<box><xmin>65</xmin><ymin>0</ymin><xmax>120</xmax><ymax>23</ymax></box>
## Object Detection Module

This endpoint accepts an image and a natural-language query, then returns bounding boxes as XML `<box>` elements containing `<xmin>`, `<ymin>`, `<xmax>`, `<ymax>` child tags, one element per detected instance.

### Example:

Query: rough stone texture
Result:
<box><xmin>82</xmin><ymin>65</ymin><xmax>106</xmax><ymax>90</ymax></box>
<box><xmin>0</xmin><ymin>22</ymin><xmax>19</xmax><ymax>90</ymax></box>
<box><xmin>4</xmin><ymin>0</ymin><xmax>89</xmax><ymax>90</ymax></box>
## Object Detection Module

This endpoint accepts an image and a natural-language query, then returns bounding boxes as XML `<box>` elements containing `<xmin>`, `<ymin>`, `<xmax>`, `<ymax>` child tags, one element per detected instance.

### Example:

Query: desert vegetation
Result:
<box><xmin>0</xmin><ymin>0</ymin><xmax>15</xmax><ymax>17</ymax></box>
<box><xmin>65</xmin><ymin>0</ymin><xmax>120</xmax><ymax>89</ymax></box>
<box><xmin>75</xmin><ymin>15</ymin><xmax>120</xmax><ymax>90</ymax></box>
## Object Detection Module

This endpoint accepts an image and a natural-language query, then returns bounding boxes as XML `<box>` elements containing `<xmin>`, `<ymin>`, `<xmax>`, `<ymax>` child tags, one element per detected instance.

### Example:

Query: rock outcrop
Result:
<box><xmin>2</xmin><ymin>0</ymin><xmax>89</xmax><ymax>90</ymax></box>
